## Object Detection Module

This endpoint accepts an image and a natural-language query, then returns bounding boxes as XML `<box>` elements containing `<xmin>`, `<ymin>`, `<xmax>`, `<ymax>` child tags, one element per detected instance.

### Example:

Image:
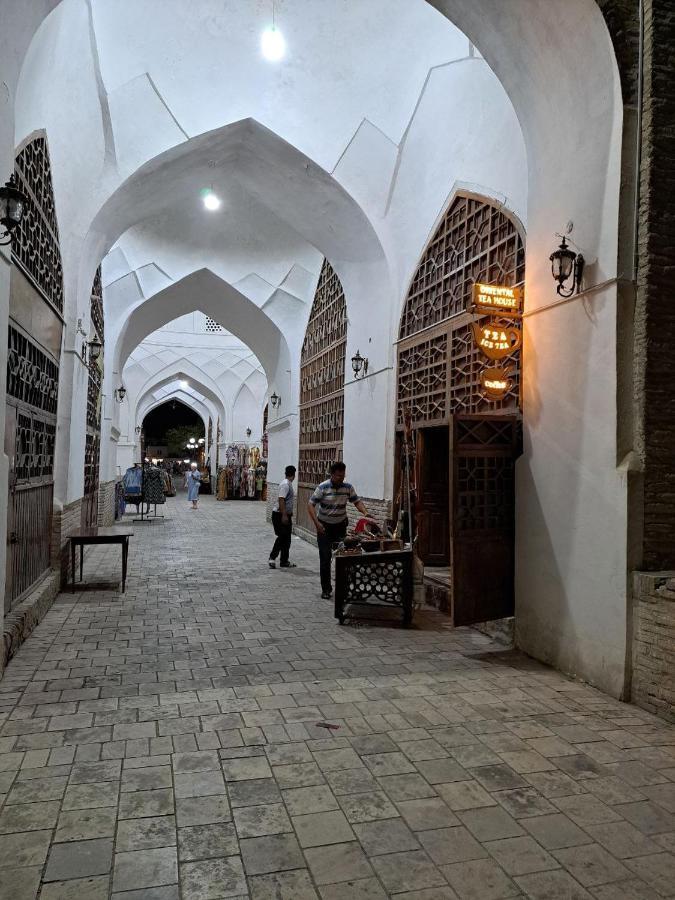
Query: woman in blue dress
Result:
<box><xmin>185</xmin><ymin>462</ymin><xmax>202</xmax><ymax>509</ymax></box>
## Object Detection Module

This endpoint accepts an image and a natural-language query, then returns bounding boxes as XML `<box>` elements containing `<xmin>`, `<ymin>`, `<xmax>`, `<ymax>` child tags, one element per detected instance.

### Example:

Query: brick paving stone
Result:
<box><xmin>44</xmin><ymin>838</ymin><xmax>114</xmax><ymax>881</ymax></box>
<box><xmin>0</xmin><ymin>498</ymin><xmax>673</xmax><ymax>898</ymax></box>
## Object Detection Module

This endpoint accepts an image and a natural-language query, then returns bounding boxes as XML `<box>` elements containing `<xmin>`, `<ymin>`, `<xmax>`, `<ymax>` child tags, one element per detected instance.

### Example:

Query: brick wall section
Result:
<box><xmin>97</xmin><ymin>480</ymin><xmax>116</xmax><ymax>526</ymax></box>
<box><xmin>632</xmin><ymin>572</ymin><xmax>675</xmax><ymax>721</ymax></box>
<box><xmin>636</xmin><ymin>1</ymin><xmax>675</xmax><ymax>569</ymax></box>
<box><xmin>50</xmin><ymin>498</ymin><xmax>82</xmax><ymax>587</ymax></box>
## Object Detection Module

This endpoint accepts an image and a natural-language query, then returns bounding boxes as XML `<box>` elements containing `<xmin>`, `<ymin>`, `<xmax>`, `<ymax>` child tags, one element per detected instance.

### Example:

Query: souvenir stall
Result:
<box><xmin>333</xmin><ymin>415</ymin><xmax>417</xmax><ymax>627</ymax></box>
<box><xmin>216</xmin><ymin>444</ymin><xmax>267</xmax><ymax>501</ymax></box>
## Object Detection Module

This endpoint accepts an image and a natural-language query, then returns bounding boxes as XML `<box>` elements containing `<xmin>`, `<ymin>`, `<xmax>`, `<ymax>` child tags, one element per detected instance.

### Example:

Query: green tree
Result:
<box><xmin>164</xmin><ymin>425</ymin><xmax>205</xmax><ymax>457</ymax></box>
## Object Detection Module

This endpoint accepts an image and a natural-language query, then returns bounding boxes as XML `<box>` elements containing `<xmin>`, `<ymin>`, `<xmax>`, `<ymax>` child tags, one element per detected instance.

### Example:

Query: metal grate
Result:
<box><xmin>7</xmin><ymin>326</ymin><xmax>59</xmax><ymax>415</ymax></box>
<box><xmin>397</xmin><ymin>194</ymin><xmax>524</xmax><ymax>427</ymax></box>
<box><xmin>15</xmin><ymin>412</ymin><xmax>56</xmax><ymax>482</ymax></box>
<box><xmin>12</xmin><ymin>136</ymin><xmax>65</xmax><ymax>314</ymax></box>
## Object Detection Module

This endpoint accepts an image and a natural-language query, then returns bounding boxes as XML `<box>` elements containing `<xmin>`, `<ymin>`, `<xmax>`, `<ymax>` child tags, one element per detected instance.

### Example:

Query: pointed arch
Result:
<box><xmin>397</xmin><ymin>192</ymin><xmax>525</xmax><ymax>425</ymax></box>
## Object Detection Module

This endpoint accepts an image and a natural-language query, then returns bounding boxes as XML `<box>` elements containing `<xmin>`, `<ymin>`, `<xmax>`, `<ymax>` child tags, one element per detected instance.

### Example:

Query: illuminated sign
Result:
<box><xmin>480</xmin><ymin>365</ymin><xmax>513</xmax><ymax>400</ymax></box>
<box><xmin>471</xmin><ymin>283</ymin><xmax>523</xmax><ymax>316</ymax></box>
<box><xmin>471</xmin><ymin>321</ymin><xmax>522</xmax><ymax>360</ymax></box>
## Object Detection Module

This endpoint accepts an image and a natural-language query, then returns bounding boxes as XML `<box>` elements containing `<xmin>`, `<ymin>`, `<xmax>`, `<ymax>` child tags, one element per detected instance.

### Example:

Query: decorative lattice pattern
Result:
<box><xmin>84</xmin><ymin>432</ymin><xmax>100</xmax><ymax>497</ymax></box>
<box><xmin>450</xmin><ymin>318</ymin><xmax>520</xmax><ymax>414</ymax></box>
<box><xmin>12</xmin><ymin>136</ymin><xmax>64</xmax><ymax>313</ymax></box>
<box><xmin>91</xmin><ymin>266</ymin><xmax>104</xmax><ymax>342</ymax></box>
<box><xmin>397</xmin><ymin>194</ymin><xmax>525</xmax><ymax>425</ymax></box>
<box><xmin>7</xmin><ymin>326</ymin><xmax>59</xmax><ymax>415</ymax></box>
<box><xmin>400</xmin><ymin>196</ymin><xmax>524</xmax><ymax>339</ymax></box>
<box><xmin>15</xmin><ymin>413</ymin><xmax>56</xmax><ymax>482</ymax></box>
<box><xmin>343</xmin><ymin>558</ymin><xmax>408</xmax><ymax>605</ymax></box>
<box><xmin>298</xmin><ymin>447</ymin><xmax>341</xmax><ymax>486</ymax></box>
<box><xmin>298</xmin><ymin>260</ymin><xmax>347</xmax><ymax>490</ymax></box>
<box><xmin>86</xmin><ymin>364</ymin><xmax>102</xmax><ymax>431</ymax></box>
<box><xmin>397</xmin><ymin>334</ymin><xmax>447</xmax><ymax>425</ymax></box>
<box><xmin>456</xmin><ymin>456</ymin><xmax>514</xmax><ymax>532</ymax></box>
<box><xmin>205</xmin><ymin>316</ymin><xmax>223</xmax><ymax>333</ymax></box>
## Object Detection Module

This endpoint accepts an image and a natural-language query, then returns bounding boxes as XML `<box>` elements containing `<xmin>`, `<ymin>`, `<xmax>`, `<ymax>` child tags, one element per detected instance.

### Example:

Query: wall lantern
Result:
<box><xmin>0</xmin><ymin>174</ymin><xmax>28</xmax><ymax>246</ymax></box>
<box><xmin>246</xmin><ymin>427</ymin><xmax>252</xmax><ymax>438</ymax></box>
<box><xmin>135</xmin><ymin>425</ymin><xmax>142</xmax><ymax>435</ymax></box>
<box><xmin>114</xmin><ymin>386</ymin><xmax>127</xmax><ymax>403</ymax></box>
<box><xmin>351</xmin><ymin>349</ymin><xmax>369</xmax><ymax>379</ymax></box>
<box><xmin>88</xmin><ymin>337</ymin><xmax>102</xmax><ymax>364</ymax></box>
<box><xmin>550</xmin><ymin>236</ymin><xmax>584</xmax><ymax>297</ymax></box>
<box><xmin>270</xmin><ymin>392</ymin><xmax>281</xmax><ymax>409</ymax></box>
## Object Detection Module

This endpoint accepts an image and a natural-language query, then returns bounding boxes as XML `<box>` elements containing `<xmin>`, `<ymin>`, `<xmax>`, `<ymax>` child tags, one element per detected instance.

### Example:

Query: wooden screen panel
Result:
<box><xmin>83</xmin><ymin>268</ymin><xmax>103</xmax><ymax>527</ymax></box>
<box><xmin>297</xmin><ymin>259</ymin><xmax>347</xmax><ymax>531</ymax></box>
<box><xmin>399</xmin><ymin>195</ymin><xmax>524</xmax><ymax>341</ymax></box>
<box><xmin>397</xmin><ymin>193</ymin><xmax>525</xmax><ymax>427</ymax></box>
<box><xmin>12</xmin><ymin>136</ymin><xmax>64</xmax><ymax>314</ymax></box>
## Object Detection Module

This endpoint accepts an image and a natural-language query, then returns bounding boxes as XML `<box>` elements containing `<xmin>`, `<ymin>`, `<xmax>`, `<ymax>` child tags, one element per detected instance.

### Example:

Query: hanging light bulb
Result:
<box><xmin>261</xmin><ymin>25</ymin><xmax>285</xmax><ymax>60</ymax></box>
<box><xmin>261</xmin><ymin>1</ymin><xmax>285</xmax><ymax>61</ymax></box>
<box><xmin>201</xmin><ymin>188</ymin><xmax>221</xmax><ymax>211</ymax></box>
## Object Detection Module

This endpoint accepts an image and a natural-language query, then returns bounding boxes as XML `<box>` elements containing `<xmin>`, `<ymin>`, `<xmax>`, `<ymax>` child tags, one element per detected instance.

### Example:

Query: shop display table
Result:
<box><xmin>334</xmin><ymin>548</ymin><xmax>414</xmax><ymax>626</ymax></box>
<box><xmin>69</xmin><ymin>527</ymin><xmax>133</xmax><ymax>593</ymax></box>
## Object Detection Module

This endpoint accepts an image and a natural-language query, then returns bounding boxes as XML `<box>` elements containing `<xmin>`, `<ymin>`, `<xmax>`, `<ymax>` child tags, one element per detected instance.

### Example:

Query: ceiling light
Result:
<box><xmin>261</xmin><ymin>25</ymin><xmax>285</xmax><ymax>61</ymax></box>
<box><xmin>202</xmin><ymin>189</ymin><xmax>221</xmax><ymax>211</ymax></box>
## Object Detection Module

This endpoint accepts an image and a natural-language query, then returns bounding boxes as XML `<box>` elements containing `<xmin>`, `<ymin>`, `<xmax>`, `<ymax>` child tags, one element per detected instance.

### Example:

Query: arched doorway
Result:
<box><xmin>396</xmin><ymin>192</ymin><xmax>525</xmax><ymax>625</ymax></box>
<box><xmin>296</xmin><ymin>260</ymin><xmax>347</xmax><ymax>533</ymax></box>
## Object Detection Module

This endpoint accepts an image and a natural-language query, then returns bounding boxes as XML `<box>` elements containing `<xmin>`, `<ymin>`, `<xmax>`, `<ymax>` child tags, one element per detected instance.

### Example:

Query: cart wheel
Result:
<box><xmin>338</xmin><ymin>616</ymin><xmax>345</xmax><ymax>625</ymax></box>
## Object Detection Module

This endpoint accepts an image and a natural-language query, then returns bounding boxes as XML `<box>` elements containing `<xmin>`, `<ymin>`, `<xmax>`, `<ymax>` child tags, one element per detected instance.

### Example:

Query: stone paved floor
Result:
<box><xmin>1</xmin><ymin>495</ymin><xmax>675</xmax><ymax>900</ymax></box>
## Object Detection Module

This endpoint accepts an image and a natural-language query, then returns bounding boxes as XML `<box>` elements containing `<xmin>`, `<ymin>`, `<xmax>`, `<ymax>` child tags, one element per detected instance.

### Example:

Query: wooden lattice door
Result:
<box><xmin>296</xmin><ymin>260</ymin><xmax>347</xmax><ymax>531</ymax></box>
<box><xmin>396</xmin><ymin>193</ymin><xmax>525</xmax><ymax>623</ymax></box>
<box><xmin>452</xmin><ymin>417</ymin><xmax>518</xmax><ymax>625</ymax></box>
<box><xmin>6</xmin><ymin>135</ymin><xmax>64</xmax><ymax>609</ymax></box>
<box><xmin>82</xmin><ymin>267</ymin><xmax>103</xmax><ymax>529</ymax></box>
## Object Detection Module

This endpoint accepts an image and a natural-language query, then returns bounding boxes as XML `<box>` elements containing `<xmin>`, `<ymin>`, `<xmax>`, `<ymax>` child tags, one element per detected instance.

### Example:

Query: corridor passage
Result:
<box><xmin>0</xmin><ymin>497</ymin><xmax>674</xmax><ymax>900</ymax></box>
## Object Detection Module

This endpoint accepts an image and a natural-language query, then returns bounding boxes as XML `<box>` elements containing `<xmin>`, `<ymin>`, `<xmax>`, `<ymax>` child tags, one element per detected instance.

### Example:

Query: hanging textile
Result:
<box><xmin>123</xmin><ymin>465</ymin><xmax>143</xmax><ymax>502</ymax></box>
<box><xmin>144</xmin><ymin>466</ymin><xmax>166</xmax><ymax>505</ymax></box>
<box><xmin>115</xmin><ymin>480</ymin><xmax>126</xmax><ymax>519</ymax></box>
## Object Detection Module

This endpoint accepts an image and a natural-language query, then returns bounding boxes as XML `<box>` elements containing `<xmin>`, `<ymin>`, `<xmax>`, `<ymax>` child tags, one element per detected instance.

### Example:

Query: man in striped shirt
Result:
<box><xmin>308</xmin><ymin>461</ymin><xmax>369</xmax><ymax>599</ymax></box>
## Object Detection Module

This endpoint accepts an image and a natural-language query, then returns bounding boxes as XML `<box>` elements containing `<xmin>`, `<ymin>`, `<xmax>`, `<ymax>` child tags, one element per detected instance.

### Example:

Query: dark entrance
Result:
<box><xmin>415</xmin><ymin>427</ymin><xmax>450</xmax><ymax>566</ymax></box>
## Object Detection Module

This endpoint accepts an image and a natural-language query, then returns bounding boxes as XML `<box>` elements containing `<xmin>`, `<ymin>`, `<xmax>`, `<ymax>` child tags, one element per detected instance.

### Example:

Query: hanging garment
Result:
<box><xmin>144</xmin><ymin>466</ymin><xmax>166</xmax><ymax>505</ymax></box>
<box><xmin>123</xmin><ymin>466</ymin><xmax>143</xmax><ymax>502</ymax></box>
<box><xmin>247</xmin><ymin>466</ymin><xmax>256</xmax><ymax>498</ymax></box>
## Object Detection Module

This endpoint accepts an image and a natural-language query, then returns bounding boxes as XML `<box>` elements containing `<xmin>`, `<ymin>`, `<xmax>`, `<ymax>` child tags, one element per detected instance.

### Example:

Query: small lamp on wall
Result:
<box><xmin>351</xmin><ymin>349</ymin><xmax>368</xmax><ymax>379</ymax></box>
<box><xmin>246</xmin><ymin>427</ymin><xmax>252</xmax><ymax>439</ymax></box>
<box><xmin>270</xmin><ymin>392</ymin><xmax>281</xmax><ymax>409</ymax></box>
<box><xmin>114</xmin><ymin>385</ymin><xmax>126</xmax><ymax>403</ymax></box>
<box><xmin>0</xmin><ymin>174</ymin><xmax>28</xmax><ymax>246</ymax></box>
<box><xmin>87</xmin><ymin>337</ymin><xmax>102</xmax><ymax>367</ymax></box>
<box><xmin>135</xmin><ymin>425</ymin><xmax>142</xmax><ymax>435</ymax></box>
<box><xmin>550</xmin><ymin>236</ymin><xmax>584</xmax><ymax>297</ymax></box>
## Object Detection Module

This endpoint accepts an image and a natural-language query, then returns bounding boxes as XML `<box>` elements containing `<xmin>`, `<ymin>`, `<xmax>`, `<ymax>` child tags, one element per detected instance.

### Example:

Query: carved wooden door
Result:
<box><xmin>415</xmin><ymin>427</ymin><xmax>450</xmax><ymax>566</ymax></box>
<box><xmin>452</xmin><ymin>416</ymin><xmax>519</xmax><ymax>625</ymax></box>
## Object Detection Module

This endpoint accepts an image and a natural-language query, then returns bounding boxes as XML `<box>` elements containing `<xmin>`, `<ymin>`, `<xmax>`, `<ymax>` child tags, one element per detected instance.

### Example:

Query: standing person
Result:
<box><xmin>269</xmin><ymin>465</ymin><xmax>296</xmax><ymax>569</ymax></box>
<box><xmin>185</xmin><ymin>462</ymin><xmax>201</xmax><ymax>510</ymax></box>
<box><xmin>307</xmin><ymin>461</ymin><xmax>369</xmax><ymax>599</ymax></box>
